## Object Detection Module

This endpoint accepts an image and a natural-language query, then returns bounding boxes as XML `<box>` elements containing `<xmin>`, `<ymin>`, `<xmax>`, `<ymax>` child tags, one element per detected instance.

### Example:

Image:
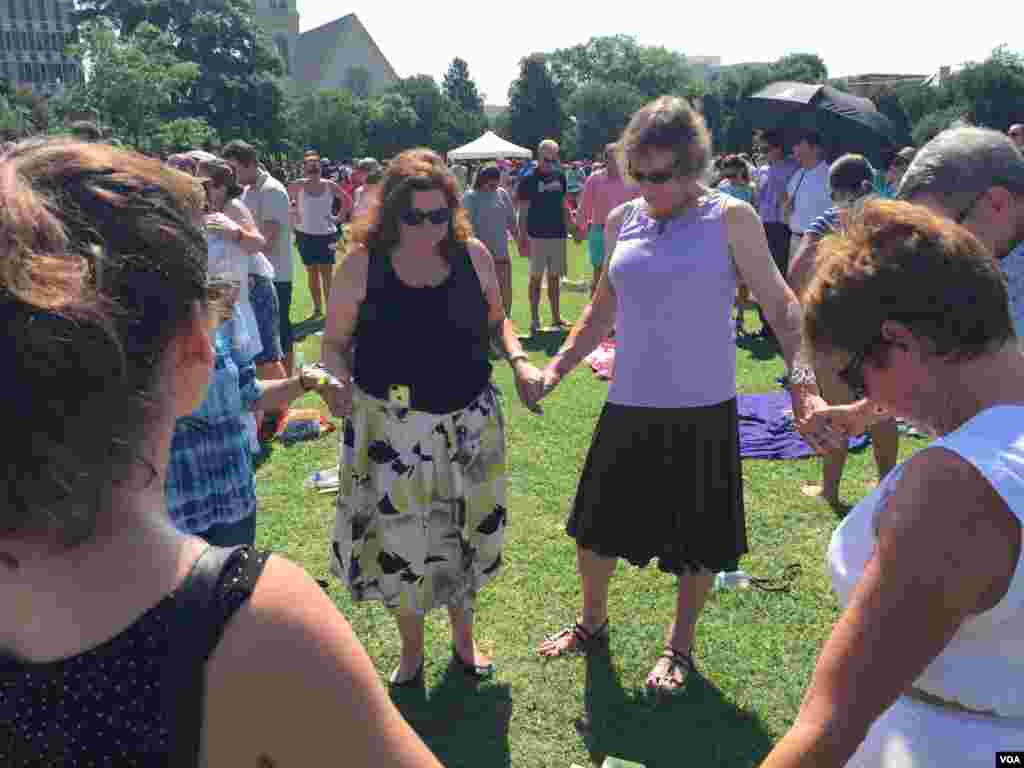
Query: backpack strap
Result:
<box><xmin>166</xmin><ymin>545</ymin><xmax>271</xmax><ymax>767</ymax></box>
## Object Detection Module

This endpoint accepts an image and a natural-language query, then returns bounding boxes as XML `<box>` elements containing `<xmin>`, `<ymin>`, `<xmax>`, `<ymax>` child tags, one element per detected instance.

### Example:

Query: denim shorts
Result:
<box><xmin>249</xmin><ymin>274</ymin><xmax>283</xmax><ymax>364</ymax></box>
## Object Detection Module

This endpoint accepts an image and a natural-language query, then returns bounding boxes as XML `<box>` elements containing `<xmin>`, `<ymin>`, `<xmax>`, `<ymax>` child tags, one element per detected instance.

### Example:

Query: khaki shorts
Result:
<box><xmin>528</xmin><ymin>236</ymin><xmax>567</xmax><ymax>277</ymax></box>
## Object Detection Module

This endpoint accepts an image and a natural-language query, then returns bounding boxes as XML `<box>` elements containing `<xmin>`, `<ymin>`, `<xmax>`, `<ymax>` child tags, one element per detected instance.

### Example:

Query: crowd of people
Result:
<box><xmin>2</xmin><ymin>101</ymin><xmax>1024</xmax><ymax>767</ymax></box>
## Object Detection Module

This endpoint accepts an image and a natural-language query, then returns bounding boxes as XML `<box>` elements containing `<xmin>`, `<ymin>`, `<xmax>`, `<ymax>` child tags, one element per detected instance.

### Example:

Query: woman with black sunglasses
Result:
<box><xmin>320</xmin><ymin>148</ymin><xmax>546</xmax><ymax>687</ymax></box>
<box><xmin>787</xmin><ymin>154</ymin><xmax>900</xmax><ymax>510</ymax></box>
<box><xmin>535</xmin><ymin>96</ymin><xmax>836</xmax><ymax>696</ymax></box>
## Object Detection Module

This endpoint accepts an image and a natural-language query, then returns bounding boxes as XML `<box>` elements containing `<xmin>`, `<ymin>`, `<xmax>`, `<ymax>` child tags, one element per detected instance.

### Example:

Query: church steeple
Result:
<box><xmin>252</xmin><ymin>0</ymin><xmax>300</xmax><ymax>77</ymax></box>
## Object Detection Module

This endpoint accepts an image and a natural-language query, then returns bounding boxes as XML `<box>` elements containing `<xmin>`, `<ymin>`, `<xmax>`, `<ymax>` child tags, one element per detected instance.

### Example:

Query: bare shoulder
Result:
<box><xmin>878</xmin><ymin>446</ymin><xmax>1020</xmax><ymax>609</ymax></box>
<box><xmin>336</xmin><ymin>242</ymin><xmax>370</xmax><ymax>299</ymax></box>
<box><xmin>605</xmin><ymin>199</ymin><xmax>633</xmax><ymax>232</ymax></box>
<box><xmin>202</xmin><ymin>555</ymin><xmax>399</xmax><ymax>764</ymax></box>
<box><xmin>721</xmin><ymin>193</ymin><xmax>760</xmax><ymax>226</ymax></box>
<box><xmin>467</xmin><ymin>237</ymin><xmax>495</xmax><ymax>267</ymax></box>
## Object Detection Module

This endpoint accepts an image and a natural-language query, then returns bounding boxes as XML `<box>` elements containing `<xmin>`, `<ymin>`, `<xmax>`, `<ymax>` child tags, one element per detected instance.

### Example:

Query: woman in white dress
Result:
<box><xmin>760</xmin><ymin>198</ymin><xmax>1024</xmax><ymax>767</ymax></box>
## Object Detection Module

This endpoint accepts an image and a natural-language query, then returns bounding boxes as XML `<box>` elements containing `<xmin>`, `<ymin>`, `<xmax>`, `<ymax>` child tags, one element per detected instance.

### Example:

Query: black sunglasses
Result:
<box><xmin>401</xmin><ymin>206</ymin><xmax>452</xmax><ymax>226</ymax></box>
<box><xmin>629</xmin><ymin>165</ymin><xmax>678</xmax><ymax>185</ymax></box>
<box><xmin>837</xmin><ymin>336</ymin><xmax>884</xmax><ymax>398</ymax></box>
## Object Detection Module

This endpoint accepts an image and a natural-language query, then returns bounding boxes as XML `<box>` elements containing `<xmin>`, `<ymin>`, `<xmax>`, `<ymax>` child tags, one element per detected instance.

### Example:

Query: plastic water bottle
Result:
<box><xmin>714</xmin><ymin>570</ymin><xmax>751</xmax><ymax>590</ymax></box>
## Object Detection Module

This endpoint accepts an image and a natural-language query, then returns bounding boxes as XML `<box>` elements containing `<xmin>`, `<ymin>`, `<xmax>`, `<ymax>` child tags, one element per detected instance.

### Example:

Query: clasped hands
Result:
<box><xmin>792</xmin><ymin>393</ymin><xmax>852</xmax><ymax>456</ymax></box>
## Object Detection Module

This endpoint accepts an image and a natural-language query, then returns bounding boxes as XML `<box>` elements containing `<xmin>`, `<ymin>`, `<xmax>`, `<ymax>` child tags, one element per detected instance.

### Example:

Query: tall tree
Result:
<box><xmin>443</xmin><ymin>57</ymin><xmax>484</xmax><ymax>113</ymax></box>
<box><xmin>362</xmin><ymin>92</ymin><xmax>419</xmax><ymax>160</ymax></box>
<box><xmin>771</xmin><ymin>53</ymin><xmax>828</xmax><ymax>84</ymax></box>
<box><xmin>506</xmin><ymin>54</ymin><xmax>564</xmax><ymax>153</ymax></box>
<box><xmin>74</xmin><ymin>0</ymin><xmax>289</xmax><ymax>151</ymax></box>
<box><xmin>567</xmin><ymin>81</ymin><xmax>645</xmax><ymax>159</ymax></box>
<box><xmin>66</xmin><ymin>19</ymin><xmax>200</xmax><ymax>147</ymax></box>
<box><xmin>294</xmin><ymin>88</ymin><xmax>366</xmax><ymax>162</ymax></box>
<box><xmin>547</xmin><ymin>35</ymin><xmax>699</xmax><ymax>102</ymax></box>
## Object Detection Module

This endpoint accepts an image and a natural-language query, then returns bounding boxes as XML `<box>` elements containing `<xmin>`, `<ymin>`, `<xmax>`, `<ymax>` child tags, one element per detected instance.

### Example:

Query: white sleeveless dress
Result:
<box><xmin>829</xmin><ymin>406</ymin><xmax>1024</xmax><ymax>766</ymax></box>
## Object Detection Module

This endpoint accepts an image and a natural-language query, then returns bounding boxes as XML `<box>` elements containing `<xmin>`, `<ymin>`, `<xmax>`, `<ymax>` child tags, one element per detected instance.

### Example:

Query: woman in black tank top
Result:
<box><xmin>320</xmin><ymin>148</ymin><xmax>545</xmax><ymax>687</ymax></box>
<box><xmin>1</xmin><ymin>140</ymin><xmax>444</xmax><ymax>767</ymax></box>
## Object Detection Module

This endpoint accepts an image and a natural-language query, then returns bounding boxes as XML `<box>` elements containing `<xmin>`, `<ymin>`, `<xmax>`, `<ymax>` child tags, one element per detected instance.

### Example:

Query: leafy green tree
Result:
<box><xmin>567</xmin><ymin>81</ymin><xmax>645</xmax><ymax>159</ymax></box>
<box><xmin>74</xmin><ymin>0</ymin><xmax>289</xmax><ymax>151</ymax></box>
<box><xmin>66</xmin><ymin>19</ymin><xmax>200</xmax><ymax>148</ymax></box>
<box><xmin>547</xmin><ymin>35</ymin><xmax>699</xmax><ymax>102</ymax></box>
<box><xmin>443</xmin><ymin>57</ymin><xmax>485</xmax><ymax>113</ymax></box>
<box><xmin>294</xmin><ymin>89</ymin><xmax>366</xmax><ymax>162</ymax></box>
<box><xmin>947</xmin><ymin>47</ymin><xmax>1024</xmax><ymax>131</ymax></box>
<box><xmin>506</xmin><ymin>54</ymin><xmax>565</xmax><ymax>153</ymax></box>
<box><xmin>362</xmin><ymin>92</ymin><xmax>419</xmax><ymax>159</ymax></box>
<box><xmin>771</xmin><ymin>53</ymin><xmax>828</xmax><ymax>84</ymax></box>
<box><xmin>155</xmin><ymin>117</ymin><xmax>219</xmax><ymax>152</ymax></box>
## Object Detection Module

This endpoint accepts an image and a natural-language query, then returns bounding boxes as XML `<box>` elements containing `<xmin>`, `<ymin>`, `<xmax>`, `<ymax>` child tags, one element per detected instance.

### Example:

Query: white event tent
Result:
<box><xmin>446</xmin><ymin>131</ymin><xmax>532</xmax><ymax>162</ymax></box>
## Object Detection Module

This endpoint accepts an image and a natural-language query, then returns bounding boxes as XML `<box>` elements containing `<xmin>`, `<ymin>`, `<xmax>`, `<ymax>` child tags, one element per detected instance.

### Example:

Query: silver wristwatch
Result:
<box><xmin>787</xmin><ymin>365</ymin><xmax>817</xmax><ymax>387</ymax></box>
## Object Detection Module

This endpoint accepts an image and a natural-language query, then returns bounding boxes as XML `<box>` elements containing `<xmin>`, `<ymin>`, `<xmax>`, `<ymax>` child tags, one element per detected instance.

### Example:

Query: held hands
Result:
<box><xmin>810</xmin><ymin>402</ymin><xmax>875</xmax><ymax>439</ymax></box>
<box><xmin>205</xmin><ymin>213</ymin><xmax>240</xmax><ymax>239</ymax></box>
<box><xmin>792</xmin><ymin>392</ymin><xmax>847</xmax><ymax>455</ymax></box>
<box><xmin>538</xmin><ymin>362</ymin><xmax>563</xmax><ymax>402</ymax></box>
<box><xmin>306</xmin><ymin>367</ymin><xmax>353</xmax><ymax>418</ymax></box>
<box><xmin>512</xmin><ymin>360</ymin><xmax>545</xmax><ymax>415</ymax></box>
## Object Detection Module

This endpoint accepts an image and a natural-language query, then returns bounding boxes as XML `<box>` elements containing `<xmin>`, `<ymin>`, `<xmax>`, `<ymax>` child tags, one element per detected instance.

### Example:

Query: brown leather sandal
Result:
<box><xmin>646</xmin><ymin>645</ymin><xmax>694</xmax><ymax>696</ymax></box>
<box><xmin>540</xmin><ymin>618</ymin><xmax>610</xmax><ymax>657</ymax></box>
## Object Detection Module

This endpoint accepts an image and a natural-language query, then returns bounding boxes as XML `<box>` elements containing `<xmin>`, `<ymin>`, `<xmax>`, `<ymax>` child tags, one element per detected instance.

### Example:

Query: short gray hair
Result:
<box><xmin>898</xmin><ymin>127</ymin><xmax>1024</xmax><ymax>214</ymax></box>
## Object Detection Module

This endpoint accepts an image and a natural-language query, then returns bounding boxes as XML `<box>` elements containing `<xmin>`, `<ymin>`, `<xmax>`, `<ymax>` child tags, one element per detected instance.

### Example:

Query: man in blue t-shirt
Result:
<box><xmin>516</xmin><ymin>139</ymin><xmax>572</xmax><ymax>334</ymax></box>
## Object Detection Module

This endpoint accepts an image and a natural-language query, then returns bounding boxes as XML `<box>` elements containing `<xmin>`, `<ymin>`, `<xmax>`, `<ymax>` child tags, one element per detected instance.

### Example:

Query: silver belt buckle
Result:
<box><xmin>389</xmin><ymin>385</ymin><xmax>411</xmax><ymax>405</ymax></box>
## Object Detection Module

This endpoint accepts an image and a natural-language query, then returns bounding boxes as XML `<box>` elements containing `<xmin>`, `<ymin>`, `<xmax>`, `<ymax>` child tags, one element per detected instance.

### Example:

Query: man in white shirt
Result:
<box><xmin>223</xmin><ymin>140</ymin><xmax>296</xmax><ymax>376</ymax></box>
<box><xmin>783</xmin><ymin>131</ymin><xmax>832</xmax><ymax>260</ymax></box>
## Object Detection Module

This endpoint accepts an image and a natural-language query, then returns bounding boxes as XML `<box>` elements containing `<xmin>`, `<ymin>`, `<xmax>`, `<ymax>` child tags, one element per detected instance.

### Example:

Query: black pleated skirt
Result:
<box><xmin>567</xmin><ymin>398</ymin><xmax>747</xmax><ymax>574</ymax></box>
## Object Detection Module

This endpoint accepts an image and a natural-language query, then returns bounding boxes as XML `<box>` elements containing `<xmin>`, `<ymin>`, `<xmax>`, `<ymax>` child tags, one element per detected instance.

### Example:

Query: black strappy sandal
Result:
<box><xmin>646</xmin><ymin>645</ymin><xmax>694</xmax><ymax>696</ymax></box>
<box><xmin>388</xmin><ymin>659</ymin><xmax>425</xmax><ymax>688</ymax></box>
<box><xmin>541</xmin><ymin>618</ymin><xmax>610</xmax><ymax>657</ymax></box>
<box><xmin>451</xmin><ymin>646</ymin><xmax>496</xmax><ymax>680</ymax></box>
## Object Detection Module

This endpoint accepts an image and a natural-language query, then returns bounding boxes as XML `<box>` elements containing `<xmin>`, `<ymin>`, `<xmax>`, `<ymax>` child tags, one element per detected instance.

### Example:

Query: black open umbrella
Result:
<box><xmin>743</xmin><ymin>81</ymin><xmax>912</xmax><ymax>168</ymax></box>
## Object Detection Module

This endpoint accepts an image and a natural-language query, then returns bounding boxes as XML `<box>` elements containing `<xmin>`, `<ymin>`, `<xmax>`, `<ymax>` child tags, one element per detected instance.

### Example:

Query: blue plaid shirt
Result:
<box><xmin>165</xmin><ymin>326</ymin><xmax>264</xmax><ymax>534</ymax></box>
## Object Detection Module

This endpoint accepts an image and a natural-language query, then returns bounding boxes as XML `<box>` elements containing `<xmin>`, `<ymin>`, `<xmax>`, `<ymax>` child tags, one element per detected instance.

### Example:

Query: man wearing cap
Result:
<box><xmin>899</xmin><ymin>126</ymin><xmax>1024</xmax><ymax>335</ymax></box>
<box><xmin>516</xmin><ymin>139</ymin><xmax>573</xmax><ymax>334</ymax></box>
<box><xmin>783</xmin><ymin>131</ymin><xmax>833</xmax><ymax>265</ymax></box>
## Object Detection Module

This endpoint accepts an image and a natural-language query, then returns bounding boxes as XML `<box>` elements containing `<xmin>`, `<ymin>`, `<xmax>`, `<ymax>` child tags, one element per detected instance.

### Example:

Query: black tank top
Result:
<box><xmin>353</xmin><ymin>244</ymin><xmax>492</xmax><ymax>414</ymax></box>
<box><xmin>0</xmin><ymin>545</ymin><xmax>269</xmax><ymax>767</ymax></box>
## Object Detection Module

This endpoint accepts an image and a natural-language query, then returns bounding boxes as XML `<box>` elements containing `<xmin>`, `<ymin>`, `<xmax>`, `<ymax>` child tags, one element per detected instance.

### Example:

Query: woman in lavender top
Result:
<box><xmin>536</xmin><ymin>97</ymin><xmax>837</xmax><ymax>694</ymax></box>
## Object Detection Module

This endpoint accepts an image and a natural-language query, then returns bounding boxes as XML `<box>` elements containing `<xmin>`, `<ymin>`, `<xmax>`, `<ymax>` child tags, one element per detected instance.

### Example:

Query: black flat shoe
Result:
<box><xmin>452</xmin><ymin>646</ymin><xmax>496</xmax><ymax>679</ymax></box>
<box><xmin>389</xmin><ymin>659</ymin><xmax>424</xmax><ymax>688</ymax></box>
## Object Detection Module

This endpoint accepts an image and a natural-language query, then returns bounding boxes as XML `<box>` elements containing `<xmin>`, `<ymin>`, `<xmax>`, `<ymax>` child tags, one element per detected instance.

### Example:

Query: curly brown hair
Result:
<box><xmin>349</xmin><ymin>148</ymin><xmax>473</xmax><ymax>261</ymax></box>
<box><xmin>803</xmin><ymin>198</ymin><xmax>1014</xmax><ymax>364</ymax></box>
<box><xmin>0</xmin><ymin>138</ymin><xmax>224</xmax><ymax>546</ymax></box>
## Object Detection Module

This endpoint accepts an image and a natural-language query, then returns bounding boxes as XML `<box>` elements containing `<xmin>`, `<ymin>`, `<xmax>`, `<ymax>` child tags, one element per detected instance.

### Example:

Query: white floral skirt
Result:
<box><xmin>330</xmin><ymin>383</ymin><xmax>507</xmax><ymax>615</ymax></box>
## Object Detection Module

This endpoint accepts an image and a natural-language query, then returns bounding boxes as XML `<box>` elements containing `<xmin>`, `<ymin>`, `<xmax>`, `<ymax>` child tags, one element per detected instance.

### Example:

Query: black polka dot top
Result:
<box><xmin>0</xmin><ymin>546</ymin><xmax>270</xmax><ymax>767</ymax></box>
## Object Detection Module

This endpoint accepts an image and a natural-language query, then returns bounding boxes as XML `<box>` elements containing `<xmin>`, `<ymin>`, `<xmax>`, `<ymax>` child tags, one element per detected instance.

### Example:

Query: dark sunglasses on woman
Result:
<box><xmin>401</xmin><ymin>207</ymin><xmax>452</xmax><ymax>226</ymax></box>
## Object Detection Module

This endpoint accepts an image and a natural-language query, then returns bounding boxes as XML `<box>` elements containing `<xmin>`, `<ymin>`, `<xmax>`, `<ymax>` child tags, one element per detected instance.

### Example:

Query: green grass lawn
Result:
<box><xmin>257</xmin><ymin>240</ymin><xmax>924</xmax><ymax>768</ymax></box>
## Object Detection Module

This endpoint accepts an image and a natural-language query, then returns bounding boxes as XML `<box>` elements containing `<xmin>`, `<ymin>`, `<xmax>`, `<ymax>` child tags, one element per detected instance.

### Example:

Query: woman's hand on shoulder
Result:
<box><xmin>204</xmin><ymin>555</ymin><xmax>443</xmax><ymax>768</ymax></box>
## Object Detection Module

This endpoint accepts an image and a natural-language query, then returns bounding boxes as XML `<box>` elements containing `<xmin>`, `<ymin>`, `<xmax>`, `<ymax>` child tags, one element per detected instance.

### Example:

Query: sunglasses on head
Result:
<box><xmin>629</xmin><ymin>165</ymin><xmax>678</xmax><ymax>185</ymax></box>
<box><xmin>401</xmin><ymin>206</ymin><xmax>452</xmax><ymax>226</ymax></box>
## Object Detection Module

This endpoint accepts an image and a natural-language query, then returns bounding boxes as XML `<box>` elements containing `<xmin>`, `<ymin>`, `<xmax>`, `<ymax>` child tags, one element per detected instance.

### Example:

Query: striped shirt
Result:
<box><xmin>165</xmin><ymin>328</ymin><xmax>264</xmax><ymax>535</ymax></box>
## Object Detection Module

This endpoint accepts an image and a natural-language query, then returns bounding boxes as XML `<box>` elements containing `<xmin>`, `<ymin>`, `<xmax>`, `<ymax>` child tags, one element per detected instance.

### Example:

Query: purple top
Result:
<box><xmin>607</xmin><ymin>193</ymin><xmax>738</xmax><ymax>409</ymax></box>
<box><xmin>757</xmin><ymin>159</ymin><xmax>799</xmax><ymax>224</ymax></box>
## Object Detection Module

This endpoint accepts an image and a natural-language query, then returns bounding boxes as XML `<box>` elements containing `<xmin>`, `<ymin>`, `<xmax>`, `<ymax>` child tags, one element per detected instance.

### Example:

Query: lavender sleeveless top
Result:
<box><xmin>607</xmin><ymin>193</ymin><xmax>737</xmax><ymax>409</ymax></box>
